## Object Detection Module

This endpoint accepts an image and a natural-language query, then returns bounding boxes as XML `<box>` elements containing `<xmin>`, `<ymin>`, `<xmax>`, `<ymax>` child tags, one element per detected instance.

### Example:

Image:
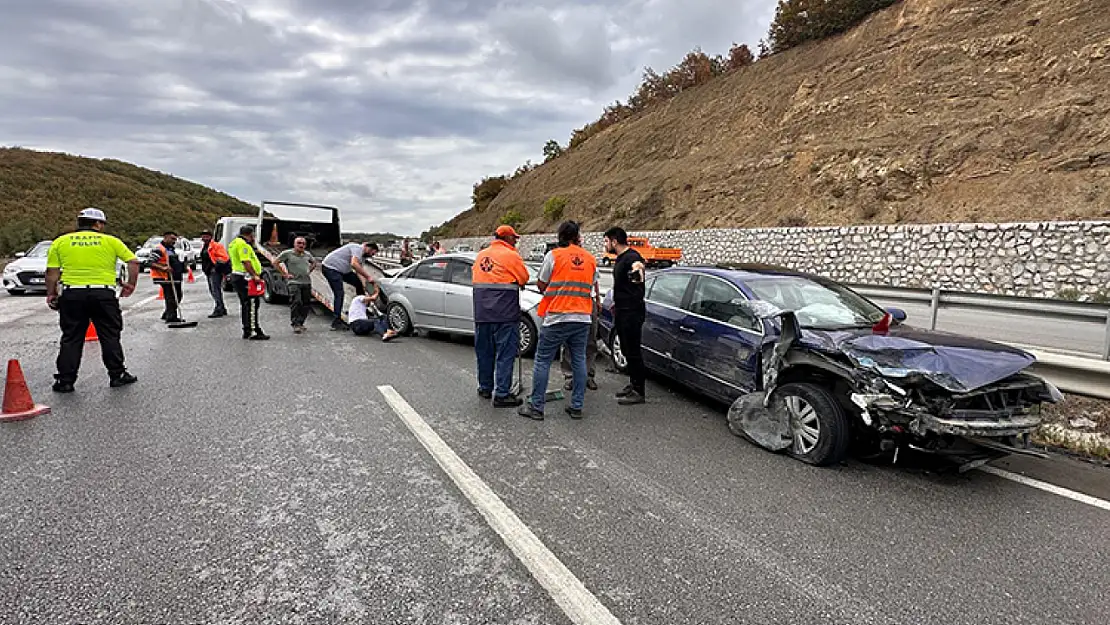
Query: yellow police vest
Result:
<box><xmin>46</xmin><ymin>231</ymin><xmax>135</xmax><ymax>286</ymax></box>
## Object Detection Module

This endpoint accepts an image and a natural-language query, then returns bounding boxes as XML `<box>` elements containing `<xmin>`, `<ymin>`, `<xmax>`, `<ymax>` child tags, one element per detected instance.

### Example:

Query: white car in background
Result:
<box><xmin>3</xmin><ymin>240</ymin><xmax>130</xmax><ymax>295</ymax></box>
<box><xmin>135</xmin><ymin>236</ymin><xmax>198</xmax><ymax>272</ymax></box>
<box><xmin>379</xmin><ymin>252</ymin><xmax>543</xmax><ymax>356</ymax></box>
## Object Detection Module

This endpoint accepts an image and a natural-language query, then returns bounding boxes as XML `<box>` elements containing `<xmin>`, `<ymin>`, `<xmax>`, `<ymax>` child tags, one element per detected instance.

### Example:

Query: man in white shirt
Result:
<box><xmin>322</xmin><ymin>241</ymin><xmax>380</xmax><ymax>331</ymax></box>
<box><xmin>347</xmin><ymin>291</ymin><xmax>399</xmax><ymax>342</ymax></box>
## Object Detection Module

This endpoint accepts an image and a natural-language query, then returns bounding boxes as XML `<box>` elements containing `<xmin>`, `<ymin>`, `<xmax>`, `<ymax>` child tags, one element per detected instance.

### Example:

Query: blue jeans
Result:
<box><xmin>350</xmin><ymin>317</ymin><xmax>389</xmax><ymax>336</ymax></box>
<box><xmin>475</xmin><ymin>322</ymin><xmax>519</xmax><ymax>398</ymax></box>
<box><xmin>530</xmin><ymin>322</ymin><xmax>590</xmax><ymax>413</ymax></box>
<box><xmin>323</xmin><ymin>266</ymin><xmax>365</xmax><ymax>322</ymax></box>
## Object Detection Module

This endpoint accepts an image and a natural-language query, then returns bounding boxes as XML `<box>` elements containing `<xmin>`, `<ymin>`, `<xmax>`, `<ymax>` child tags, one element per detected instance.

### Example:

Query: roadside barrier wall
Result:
<box><xmin>438</xmin><ymin>221</ymin><xmax>1110</xmax><ymax>301</ymax></box>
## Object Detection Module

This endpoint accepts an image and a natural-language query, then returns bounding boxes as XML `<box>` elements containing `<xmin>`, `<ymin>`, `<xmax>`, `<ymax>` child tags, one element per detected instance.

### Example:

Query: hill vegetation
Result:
<box><xmin>0</xmin><ymin>147</ymin><xmax>255</xmax><ymax>255</ymax></box>
<box><xmin>440</xmin><ymin>0</ymin><xmax>1110</xmax><ymax>236</ymax></box>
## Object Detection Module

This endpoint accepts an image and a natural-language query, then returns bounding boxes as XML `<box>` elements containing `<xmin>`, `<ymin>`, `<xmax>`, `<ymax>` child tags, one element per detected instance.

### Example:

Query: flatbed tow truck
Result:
<box><xmin>211</xmin><ymin>201</ymin><xmax>392</xmax><ymax>321</ymax></box>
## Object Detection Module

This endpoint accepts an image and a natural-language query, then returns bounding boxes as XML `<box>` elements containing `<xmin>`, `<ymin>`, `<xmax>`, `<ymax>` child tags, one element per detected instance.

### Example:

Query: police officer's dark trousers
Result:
<box><xmin>56</xmin><ymin>287</ymin><xmax>126</xmax><ymax>383</ymax></box>
<box><xmin>230</xmin><ymin>275</ymin><xmax>263</xmax><ymax>337</ymax></box>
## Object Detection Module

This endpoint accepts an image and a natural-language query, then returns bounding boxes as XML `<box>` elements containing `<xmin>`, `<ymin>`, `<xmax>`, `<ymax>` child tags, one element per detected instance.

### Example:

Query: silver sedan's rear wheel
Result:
<box><xmin>518</xmin><ymin>316</ymin><xmax>537</xmax><ymax>357</ymax></box>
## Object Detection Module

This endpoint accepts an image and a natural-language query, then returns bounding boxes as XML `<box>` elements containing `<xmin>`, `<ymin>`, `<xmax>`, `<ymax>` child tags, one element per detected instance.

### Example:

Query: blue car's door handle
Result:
<box><xmin>678</xmin><ymin>325</ymin><xmax>695</xmax><ymax>334</ymax></box>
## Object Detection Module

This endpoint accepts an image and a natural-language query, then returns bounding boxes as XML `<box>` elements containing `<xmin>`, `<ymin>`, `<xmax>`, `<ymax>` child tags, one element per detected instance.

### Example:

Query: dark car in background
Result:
<box><xmin>598</xmin><ymin>264</ymin><xmax>1062</xmax><ymax>469</ymax></box>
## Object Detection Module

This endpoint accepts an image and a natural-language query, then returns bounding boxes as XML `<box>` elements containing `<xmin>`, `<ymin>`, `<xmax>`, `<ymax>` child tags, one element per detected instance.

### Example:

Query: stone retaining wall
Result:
<box><xmin>438</xmin><ymin>221</ymin><xmax>1110</xmax><ymax>300</ymax></box>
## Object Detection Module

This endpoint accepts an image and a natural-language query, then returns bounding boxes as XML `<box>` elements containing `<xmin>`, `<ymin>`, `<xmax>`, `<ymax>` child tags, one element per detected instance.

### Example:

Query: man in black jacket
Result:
<box><xmin>604</xmin><ymin>227</ymin><xmax>647</xmax><ymax>405</ymax></box>
<box><xmin>198</xmin><ymin>230</ymin><xmax>229</xmax><ymax>318</ymax></box>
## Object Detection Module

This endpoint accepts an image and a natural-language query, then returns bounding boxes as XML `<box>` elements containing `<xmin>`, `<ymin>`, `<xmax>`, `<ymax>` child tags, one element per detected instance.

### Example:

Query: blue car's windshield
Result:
<box><xmin>744</xmin><ymin>276</ymin><xmax>886</xmax><ymax>329</ymax></box>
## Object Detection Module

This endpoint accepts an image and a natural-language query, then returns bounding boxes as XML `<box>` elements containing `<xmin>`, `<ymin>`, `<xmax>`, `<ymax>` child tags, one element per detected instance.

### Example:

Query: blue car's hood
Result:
<box><xmin>798</xmin><ymin>325</ymin><xmax>1035</xmax><ymax>393</ymax></box>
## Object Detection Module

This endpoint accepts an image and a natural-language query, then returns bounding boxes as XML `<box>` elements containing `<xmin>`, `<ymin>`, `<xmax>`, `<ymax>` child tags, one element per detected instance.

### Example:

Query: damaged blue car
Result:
<box><xmin>598</xmin><ymin>264</ymin><xmax>1063</xmax><ymax>470</ymax></box>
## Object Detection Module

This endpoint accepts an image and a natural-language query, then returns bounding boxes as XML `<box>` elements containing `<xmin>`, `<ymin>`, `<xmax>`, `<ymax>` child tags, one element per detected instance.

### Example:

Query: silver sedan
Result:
<box><xmin>378</xmin><ymin>252</ymin><xmax>542</xmax><ymax>356</ymax></box>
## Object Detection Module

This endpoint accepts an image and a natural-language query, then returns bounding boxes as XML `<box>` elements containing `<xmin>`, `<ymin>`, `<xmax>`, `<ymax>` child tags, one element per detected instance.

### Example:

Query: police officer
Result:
<box><xmin>228</xmin><ymin>225</ymin><xmax>270</xmax><ymax>340</ymax></box>
<box><xmin>45</xmin><ymin>208</ymin><xmax>140</xmax><ymax>393</ymax></box>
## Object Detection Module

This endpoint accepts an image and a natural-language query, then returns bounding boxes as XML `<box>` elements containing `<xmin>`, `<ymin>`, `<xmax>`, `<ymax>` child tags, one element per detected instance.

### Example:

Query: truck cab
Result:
<box><xmin>212</xmin><ymin>202</ymin><xmax>342</xmax><ymax>302</ymax></box>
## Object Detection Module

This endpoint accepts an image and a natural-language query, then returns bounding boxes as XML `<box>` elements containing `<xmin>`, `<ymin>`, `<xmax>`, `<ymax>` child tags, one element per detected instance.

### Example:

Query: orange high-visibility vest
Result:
<box><xmin>207</xmin><ymin>241</ymin><xmax>229</xmax><ymax>264</ymax></box>
<box><xmin>538</xmin><ymin>245</ymin><xmax>597</xmax><ymax>317</ymax></box>
<box><xmin>472</xmin><ymin>239</ymin><xmax>529</xmax><ymax>323</ymax></box>
<box><xmin>150</xmin><ymin>244</ymin><xmax>173</xmax><ymax>280</ymax></box>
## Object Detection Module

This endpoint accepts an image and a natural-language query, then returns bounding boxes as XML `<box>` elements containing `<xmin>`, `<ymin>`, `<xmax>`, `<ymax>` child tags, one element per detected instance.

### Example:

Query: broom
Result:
<box><xmin>164</xmin><ymin>275</ymin><xmax>198</xmax><ymax>329</ymax></box>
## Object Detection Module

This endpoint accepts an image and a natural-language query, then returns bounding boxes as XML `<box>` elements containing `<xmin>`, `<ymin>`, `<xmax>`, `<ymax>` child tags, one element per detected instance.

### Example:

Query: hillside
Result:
<box><xmin>0</xmin><ymin>147</ymin><xmax>256</xmax><ymax>255</ymax></box>
<box><xmin>445</xmin><ymin>0</ymin><xmax>1109</xmax><ymax>236</ymax></box>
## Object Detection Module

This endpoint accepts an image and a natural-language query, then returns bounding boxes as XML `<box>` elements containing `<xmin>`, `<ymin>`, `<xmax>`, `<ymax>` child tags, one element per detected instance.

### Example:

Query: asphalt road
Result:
<box><xmin>1</xmin><ymin>276</ymin><xmax>1108</xmax><ymax>624</ymax></box>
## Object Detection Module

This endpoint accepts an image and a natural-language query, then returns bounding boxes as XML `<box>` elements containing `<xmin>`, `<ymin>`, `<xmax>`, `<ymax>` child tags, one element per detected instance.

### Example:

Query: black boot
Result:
<box><xmin>110</xmin><ymin>372</ymin><xmax>138</xmax><ymax>388</ymax></box>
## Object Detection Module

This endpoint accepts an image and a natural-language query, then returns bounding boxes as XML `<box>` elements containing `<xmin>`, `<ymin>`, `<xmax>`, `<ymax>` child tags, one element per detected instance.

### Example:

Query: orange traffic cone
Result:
<box><xmin>157</xmin><ymin>285</ymin><xmax>165</xmax><ymax>300</ymax></box>
<box><xmin>85</xmin><ymin>322</ymin><xmax>98</xmax><ymax>342</ymax></box>
<box><xmin>187</xmin><ymin>267</ymin><xmax>195</xmax><ymax>284</ymax></box>
<box><xmin>1</xmin><ymin>359</ymin><xmax>51</xmax><ymax>423</ymax></box>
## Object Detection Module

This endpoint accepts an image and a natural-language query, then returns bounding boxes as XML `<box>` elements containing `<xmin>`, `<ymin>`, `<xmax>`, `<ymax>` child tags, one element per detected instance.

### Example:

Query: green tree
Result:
<box><xmin>471</xmin><ymin>175</ymin><xmax>508</xmax><ymax>211</ymax></box>
<box><xmin>500</xmin><ymin>209</ymin><xmax>524</xmax><ymax>228</ymax></box>
<box><xmin>767</xmin><ymin>0</ymin><xmax>898</xmax><ymax>54</ymax></box>
<box><xmin>543</xmin><ymin>196</ymin><xmax>567</xmax><ymax>222</ymax></box>
<box><xmin>543</xmin><ymin>140</ymin><xmax>564</xmax><ymax>162</ymax></box>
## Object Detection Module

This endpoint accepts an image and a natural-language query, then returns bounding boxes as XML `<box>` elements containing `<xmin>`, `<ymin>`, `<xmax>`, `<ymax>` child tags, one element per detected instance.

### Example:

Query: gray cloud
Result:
<box><xmin>0</xmin><ymin>0</ymin><xmax>777</xmax><ymax>235</ymax></box>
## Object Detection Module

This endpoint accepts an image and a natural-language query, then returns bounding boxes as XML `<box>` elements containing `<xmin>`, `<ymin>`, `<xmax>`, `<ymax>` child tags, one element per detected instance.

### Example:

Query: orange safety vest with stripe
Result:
<box><xmin>472</xmin><ymin>239</ymin><xmax>529</xmax><ymax>323</ymax></box>
<box><xmin>538</xmin><ymin>245</ymin><xmax>597</xmax><ymax>318</ymax></box>
<box><xmin>149</xmin><ymin>244</ymin><xmax>175</xmax><ymax>281</ymax></box>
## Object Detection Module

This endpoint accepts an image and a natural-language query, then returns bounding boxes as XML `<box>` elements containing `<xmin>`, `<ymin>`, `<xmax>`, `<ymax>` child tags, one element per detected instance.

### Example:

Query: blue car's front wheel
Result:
<box><xmin>775</xmin><ymin>382</ymin><xmax>851</xmax><ymax>466</ymax></box>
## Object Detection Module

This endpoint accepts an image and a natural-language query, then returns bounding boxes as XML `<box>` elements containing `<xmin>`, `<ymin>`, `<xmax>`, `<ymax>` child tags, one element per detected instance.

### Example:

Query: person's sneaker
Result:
<box><xmin>109</xmin><ymin>372</ymin><xmax>138</xmax><ymax>388</ymax></box>
<box><xmin>586</xmin><ymin>377</ymin><xmax>598</xmax><ymax>391</ymax></box>
<box><xmin>565</xmin><ymin>406</ymin><xmax>583</xmax><ymax>419</ymax></box>
<box><xmin>293</xmin><ymin>326</ymin><xmax>304</xmax><ymax>334</ymax></box>
<box><xmin>330</xmin><ymin>320</ymin><xmax>348</xmax><ymax>332</ymax></box>
<box><xmin>249</xmin><ymin>333</ymin><xmax>271</xmax><ymax>341</ymax></box>
<box><xmin>165</xmin><ymin>317</ymin><xmax>187</xmax><ymax>323</ymax></box>
<box><xmin>493</xmin><ymin>394</ymin><xmax>524</xmax><ymax>408</ymax></box>
<box><xmin>517</xmin><ymin>403</ymin><xmax>544</xmax><ymax>421</ymax></box>
<box><xmin>208</xmin><ymin>311</ymin><xmax>226</xmax><ymax>318</ymax></box>
<box><xmin>477</xmin><ymin>389</ymin><xmax>493</xmax><ymax>399</ymax></box>
<box><xmin>382</xmin><ymin>329</ymin><xmax>399</xmax><ymax>342</ymax></box>
<box><xmin>242</xmin><ymin>331</ymin><xmax>252</xmax><ymax>339</ymax></box>
<box><xmin>615</xmin><ymin>384</ymin><xmax>635</xmax><ymax>398</ymax></box>
<box><xmin>52</xmin><ymin>381</ymin><xmax>75</xmax><ymax>393</ymax></box>
<box><xmin>618</xmin><ymin>390</ymin><xmax>646</xmax><ymax>405</ymax></box>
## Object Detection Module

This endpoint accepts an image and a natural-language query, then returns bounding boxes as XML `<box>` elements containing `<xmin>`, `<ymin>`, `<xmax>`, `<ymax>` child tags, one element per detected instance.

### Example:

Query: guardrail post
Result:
<box><xmin>1102</xmin><ymin>311</ymin><xmax>1110</xmax><ymax>361</ymax></box>
<box><xmin>929</xmin><ymin>288</ymin><xmax>941</xmax><ymax>331</ymax></box>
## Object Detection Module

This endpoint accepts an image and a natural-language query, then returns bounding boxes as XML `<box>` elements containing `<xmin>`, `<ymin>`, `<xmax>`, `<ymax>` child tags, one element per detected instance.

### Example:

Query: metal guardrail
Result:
<box><xmin>849</xmin><ymin>285</ymin><xmax>1110</xmax><ymax>361</ymax></box>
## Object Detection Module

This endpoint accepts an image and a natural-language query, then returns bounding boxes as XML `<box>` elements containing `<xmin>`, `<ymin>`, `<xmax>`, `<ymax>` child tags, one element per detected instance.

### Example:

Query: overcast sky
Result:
<box><xmin>1</xmin><ymin>0</ymin><xmax>777</xmax><ymax>235</ymax></box>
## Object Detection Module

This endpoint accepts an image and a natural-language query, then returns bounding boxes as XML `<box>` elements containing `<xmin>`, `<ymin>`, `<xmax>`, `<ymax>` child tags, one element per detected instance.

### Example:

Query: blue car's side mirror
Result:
<box><xmin>885</xmin><ymin>307</ymin><xmax>907</xmax><ymax>323</ymax></box>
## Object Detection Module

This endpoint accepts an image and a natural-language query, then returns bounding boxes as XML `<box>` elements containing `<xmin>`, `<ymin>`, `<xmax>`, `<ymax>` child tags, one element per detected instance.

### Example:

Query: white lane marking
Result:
<box><xmin>122</xmin><ymin>294</ymin><xmax>159</xmax><ymax>317</ymax></box>
<box><xmin>979</xmin><ymin>465</ymin><xmax>1110</xmax><ymax>512</ymax></box>
<box><xmin>377</xmin><ymin>385</ymin><xmax>623</xmax><ymax>625</ymax></box>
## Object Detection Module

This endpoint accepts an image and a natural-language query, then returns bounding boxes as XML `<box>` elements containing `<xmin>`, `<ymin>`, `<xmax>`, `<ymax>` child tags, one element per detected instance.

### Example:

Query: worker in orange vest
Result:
<box><xmin>149</xmin><ymin>231</ymin><xmax>186</xmax><ymax>323</ymax></box>
<box><xmin>518</xmin><ymin>220</ymin><xmax>599</xmax><ymax>421</ymax></box>
<box><xmin>198</xmin><ymin>230</ymin><xmax>230</xmax><ymax>317</ymax></box>
<box><xmin>472</xmin><ymin>225</ymin><xmax>530</xmax><ymax>407</ymax></box>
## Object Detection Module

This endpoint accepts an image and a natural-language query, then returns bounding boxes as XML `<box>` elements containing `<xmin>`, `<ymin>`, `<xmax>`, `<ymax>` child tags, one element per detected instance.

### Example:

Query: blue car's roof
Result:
<box><xmin>654</xmin><ymin>263</ymin><xmax>824</xmax><ymax>285</ymax></box>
